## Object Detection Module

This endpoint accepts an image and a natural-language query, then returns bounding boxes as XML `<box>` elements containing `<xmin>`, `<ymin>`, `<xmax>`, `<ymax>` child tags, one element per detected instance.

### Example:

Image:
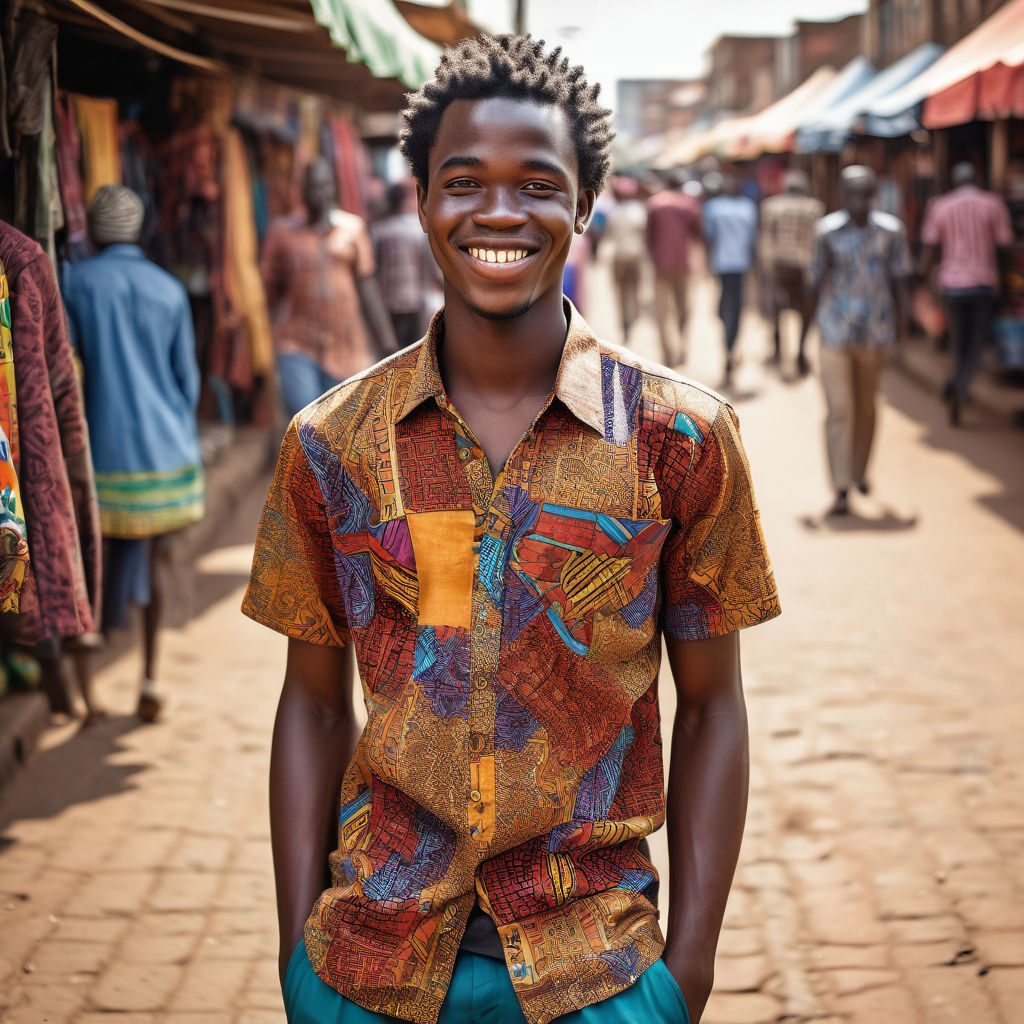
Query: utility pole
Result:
<box><xmin>514</xmin><ymin>0</ymin><xmax>526</xmax><ymax>34</ymax></box>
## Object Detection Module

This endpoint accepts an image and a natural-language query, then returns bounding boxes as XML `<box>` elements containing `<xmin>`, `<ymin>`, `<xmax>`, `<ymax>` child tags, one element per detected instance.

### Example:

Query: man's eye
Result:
<box><xmin>523</xmin><ymin>182</ymin><xmax>557</xmax><ymax>193</ymax></box>
<box><xmin>446</xmin><ymin>179</ymin><xmax>477</xmax><ymax>189</ymax></box>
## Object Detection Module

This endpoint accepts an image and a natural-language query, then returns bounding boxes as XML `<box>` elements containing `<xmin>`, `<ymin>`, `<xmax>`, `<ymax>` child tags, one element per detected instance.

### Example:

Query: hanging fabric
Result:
<box><xmin>71</xmin><ymin>94</ymin><xmax>121</xmax><ymax>204</ymax></box>
<box><xmin>0</xmin><ymin>220</ymin><xmax>101</xmax><ymax>645</ymax></box>
<box><xmin>0</xmin><ymin>263</ymin><xmax>29</xmax><ymax>613</ymax></box>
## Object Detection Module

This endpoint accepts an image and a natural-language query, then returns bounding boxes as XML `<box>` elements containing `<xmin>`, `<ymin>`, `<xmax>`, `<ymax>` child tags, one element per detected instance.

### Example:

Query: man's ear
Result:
<box><xmin>416</xmin><ymin>180</ymin><xmax>429</xmax><ymax>233</ymax></box>
<box><xmin>575</xmin><ymin>188</ymin><xmax>597</xmax><ymax>233</ymax></box>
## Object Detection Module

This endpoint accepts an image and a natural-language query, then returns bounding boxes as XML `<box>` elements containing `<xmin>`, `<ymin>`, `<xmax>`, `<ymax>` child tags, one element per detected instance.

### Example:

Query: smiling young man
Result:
<box><xmin>243</xmin><ymin>34</ymin><xmax>779</xmax><ymax>1024</ymax></box>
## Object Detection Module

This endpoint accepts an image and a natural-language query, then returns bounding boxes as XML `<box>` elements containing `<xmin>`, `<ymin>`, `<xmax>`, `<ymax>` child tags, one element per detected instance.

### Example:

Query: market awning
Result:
<box><xmin>722</xmin><ymin>65</ymin><xmax>838</xmax><ymax>159</ymax></box>
<box><xmin>43</xmin><ymin>0</ymin><xmax>444</xmax><ymax>108</ymax></box>
<box><xmin>797</xmin><ymin>43</ymin><xmax>943</xmax><ymax>152</ymax></box>
<box><xmin>310</xmin><ymin>0</ymin><xmax>439</xmax><ymax>90</ymax></box>
<box><xmin>867</xmin><ymin>0</ymin><xmax>1024</xmax><ymax>133</ymax></box>
<box><xmin>659</xmin><ymin>58</ymin><xmax>876</xmax><ymax>167</ymax></box>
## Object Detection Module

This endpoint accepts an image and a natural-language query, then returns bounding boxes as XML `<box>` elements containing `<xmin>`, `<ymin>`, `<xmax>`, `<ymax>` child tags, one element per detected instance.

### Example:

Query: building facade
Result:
<box><xmin>865</xmin><ymin>0</ymin><xmax>1009</xmax><ymax>67</ymax></box>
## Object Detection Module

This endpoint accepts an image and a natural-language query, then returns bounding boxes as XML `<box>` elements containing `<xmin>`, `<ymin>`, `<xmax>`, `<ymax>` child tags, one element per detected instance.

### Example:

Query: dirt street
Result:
<box><xmin>1</xmin><ymin>256</ymin><xmax>1022</xmax><ymax>1024</ymax></box>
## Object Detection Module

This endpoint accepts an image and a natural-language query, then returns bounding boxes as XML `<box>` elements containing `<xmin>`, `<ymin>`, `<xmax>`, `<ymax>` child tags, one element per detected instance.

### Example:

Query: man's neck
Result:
<box><xmin>307</xmin><ymin>208</ymin><xmax>333</xmax><ymax>232</ymax></box>
<box><xmin>439</xmin><ymin>287</ymin><xmax>567</xmax><ymax>409</ymax></box>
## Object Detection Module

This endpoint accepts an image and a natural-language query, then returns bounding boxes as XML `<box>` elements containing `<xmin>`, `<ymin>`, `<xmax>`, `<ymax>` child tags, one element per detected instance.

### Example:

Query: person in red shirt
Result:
<box><xmin>920</xmin><ymin>162</ymin><xmax>1013</xmax><ymax>425</ymax></box>
<box><xmin>645</xmin><ymin>172</ymin><xmax>703</xmax><ymax>365</ymax></box>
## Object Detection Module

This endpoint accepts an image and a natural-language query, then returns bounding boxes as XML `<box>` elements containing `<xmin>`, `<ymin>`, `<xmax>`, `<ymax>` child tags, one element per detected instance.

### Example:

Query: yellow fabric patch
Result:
<box><xmin>406</xmin><ymin>509</ymin><xmax>476</xmax><ymax>628</ymax></box>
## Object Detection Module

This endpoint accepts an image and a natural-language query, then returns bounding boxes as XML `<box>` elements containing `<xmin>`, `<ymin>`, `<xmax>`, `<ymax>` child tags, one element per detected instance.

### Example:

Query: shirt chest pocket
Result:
<box><xmin>510</xmin><ymin>503</ymin><xmax>671</xmax><ymax>656</ymax></box>
<box><xmin>333</xmin><ymin>510</ymin><xmax>479</xmax><ymax>632</ymax></box>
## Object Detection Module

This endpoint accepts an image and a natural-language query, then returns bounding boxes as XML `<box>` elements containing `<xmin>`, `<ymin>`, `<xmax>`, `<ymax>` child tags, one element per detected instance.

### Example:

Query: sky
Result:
<box><xmin>465</xmin><ymin>0</ymin><xmax>869</xmax><ymax>109</ymax></box>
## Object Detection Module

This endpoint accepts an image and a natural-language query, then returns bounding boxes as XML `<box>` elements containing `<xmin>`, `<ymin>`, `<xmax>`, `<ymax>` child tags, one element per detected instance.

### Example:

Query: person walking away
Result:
<box><xmin>758</xmin><ymin>170</ymin><xmax>823</xmax><ymax>376</ymax></box>
<box><xmin>919</xmin><ymin>162</ymin><xmax>1013</xmax><ymax>425</ymax></box>
<box><xmin>606</xmin><ymin>176</ymin><xmax>647</xmax><ymax>343</ymax></box>
<box><xmin>62</xmin><ymin>185</ymin><xmax>205</xmax><ymax>721</ymax></box>
<box><xmin>261</xmin><ymin>157</ymin><xmax>397</xmax><ymax>419</ymax></box>
<box><xmin>372</xmin><ymin>180</ymin><xmax>441</xmax><ymax>349</ymax></box>
<box><xmin>703</xmin><ymin>175</ymin><xmax>758</xmax><ymax>384</ymax></box>
<box><xmin>244</xmin><ymin>33</ymin><xmax>780</xmax><ymax>1024</ymax></box>
<box><xmin>645</xmin><ymin>170</ymin><xmax>702</xmax><ymax>364</ymax></box>
<box><xmin>802</xmin><ymin>166</ymin><xmax>912</xmax><ymax>516</ymax></box>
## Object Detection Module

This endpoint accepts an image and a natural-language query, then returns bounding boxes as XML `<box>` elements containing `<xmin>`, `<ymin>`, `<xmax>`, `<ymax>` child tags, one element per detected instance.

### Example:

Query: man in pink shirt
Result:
<box><xmin>921</xmin><ymin>163</ymin><xmax>1013</xmax><ymax>425</ymax></box>
<box><xmin>645</xmin><ymin>172</ymin><xmax>702</xmax><ymax>365</ymax></box>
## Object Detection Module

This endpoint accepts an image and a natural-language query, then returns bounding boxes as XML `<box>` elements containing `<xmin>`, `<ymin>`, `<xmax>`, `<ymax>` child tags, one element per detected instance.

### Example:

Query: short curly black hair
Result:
<box><xmin>400</xmin><ymin>34</ymin><xmax>613</xmax><ymax>195</ymax></box>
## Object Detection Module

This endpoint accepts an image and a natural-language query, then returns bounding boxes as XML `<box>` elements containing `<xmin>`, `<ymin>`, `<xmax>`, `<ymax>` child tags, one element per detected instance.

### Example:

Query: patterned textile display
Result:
<box><xmin>243</xmin><ymin>302</ymin><xmax>780</xmax><ymax>1024</ymax></box>
<box><xmin>0</xmin><ymin>221</ymin><xmax>101</xmax><ymax>643</ymax></box>
<box><xmin>0</xmin><ymin>266</ymin><xmax>29</xmax><ymax>612</ymax></box>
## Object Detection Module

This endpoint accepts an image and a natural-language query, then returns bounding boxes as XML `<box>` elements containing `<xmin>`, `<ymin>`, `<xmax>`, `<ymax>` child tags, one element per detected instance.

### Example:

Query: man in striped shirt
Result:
<box><xmin>920</xmin><ymin>163</ymin><xmax>1013</xmax><ymax>425</ymax></box>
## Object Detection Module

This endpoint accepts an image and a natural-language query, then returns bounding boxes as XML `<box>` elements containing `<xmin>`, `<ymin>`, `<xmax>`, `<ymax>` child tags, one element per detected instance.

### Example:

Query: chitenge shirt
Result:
<box><xmin>242</xmin><ymin>301</ymin><xmax>780</xmax><ymax>1024</ymax></box>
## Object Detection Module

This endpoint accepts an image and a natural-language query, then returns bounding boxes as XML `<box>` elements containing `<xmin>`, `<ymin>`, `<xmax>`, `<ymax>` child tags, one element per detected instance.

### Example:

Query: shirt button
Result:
<box><xmin>470</xmin><ymin>789</ymin><xmax>481</xmax><ymax>802</ymax></box>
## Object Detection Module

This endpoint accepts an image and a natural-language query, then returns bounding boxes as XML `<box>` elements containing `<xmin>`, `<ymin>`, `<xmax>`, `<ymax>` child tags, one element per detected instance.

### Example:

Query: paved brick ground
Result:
<box><xmin>1</xmin><ymin>257</ymin><xmax>1022</xmax><ymax>1023</ymax></box>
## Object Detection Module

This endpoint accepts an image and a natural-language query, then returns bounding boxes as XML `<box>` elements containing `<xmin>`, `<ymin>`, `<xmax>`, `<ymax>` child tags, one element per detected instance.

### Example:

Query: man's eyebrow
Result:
<box><xmin>437</xmin><ymin>155</ymin><xmax>482</xmax><ymax>173</ymax></box>
<box><xmin>522</xmin><ymin>159</ymin><xmax>569</xmax><ymax>178</ymax></box>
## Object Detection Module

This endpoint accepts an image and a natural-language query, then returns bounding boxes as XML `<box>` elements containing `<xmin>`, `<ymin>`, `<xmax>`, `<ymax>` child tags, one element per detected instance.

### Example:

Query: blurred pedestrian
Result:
<box><xmin>803</xmin><ymin>166</ymin><xmax>912</xmax><ymax>516</ymax></box>
<box><xmin>703</xmin><ymin>174</ymin><xmax>758</xmax><ymax>384</ymax></box>
<box><xmin>759</xmin><ymin>169</ymin><xmax>824</xmax><ymax>376</ymax></box>
<box><xmin>261</xmin><ymin>157</ymin><xmax>396</xmax><ymax>419</ymax></box>
<box><xmin>920</xmin><ymin>162</ymin><xmax>1013</xmax><ymax>425</ymax></box>
<box><xmin>62</xmin><ymin>185</ymin><xmax>205</xmax><ymax>721</ymax></box>
<box><xmin>606</xmin><ymin>176</ymin><xmax>647</xmax><ymax>342</ymax></box>
<box><xmin>645</xmin><ymin>170</ymin><xmax>702</xmax><ymax>364</ymax></box>
<box><xmin>372</xmin><ymin>180</ymin><xmax>439</xmax><ymax>349</ymax></box>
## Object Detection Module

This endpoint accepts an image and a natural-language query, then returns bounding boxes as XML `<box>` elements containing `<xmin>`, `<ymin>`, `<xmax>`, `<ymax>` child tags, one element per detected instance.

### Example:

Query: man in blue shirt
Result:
<box><xmin>703</xmin><ymin>176</ymin><xmax>758</xmax><ymax>385</ymax></box>
<box><xmin>63</xmin><ymin>185</ymin><xmax>205</xmax><ymax>721</ymax></box>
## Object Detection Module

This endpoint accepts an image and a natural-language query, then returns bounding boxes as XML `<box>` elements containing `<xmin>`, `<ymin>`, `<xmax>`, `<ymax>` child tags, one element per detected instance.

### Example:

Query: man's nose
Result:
<box><xmin>472</xmin><ymin>188</ymin><xmax>528</xmax><ymax>230</ymax></box>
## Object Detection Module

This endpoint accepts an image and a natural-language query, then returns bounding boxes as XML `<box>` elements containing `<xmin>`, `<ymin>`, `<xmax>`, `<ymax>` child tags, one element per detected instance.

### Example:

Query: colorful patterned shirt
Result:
<box><xmin>810</xmin><ymin>210</ymin><xmax>913</xmax><ymax>349</ymax></box>
<box><xmin>243</xmin><ymin>303</ymin><xmax>780</xmax><ymax>1024</ymax></box>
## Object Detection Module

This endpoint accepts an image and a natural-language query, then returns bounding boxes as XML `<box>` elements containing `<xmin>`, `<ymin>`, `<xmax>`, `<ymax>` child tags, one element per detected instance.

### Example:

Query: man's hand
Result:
<box><xmin>663</xmin><ymin>947</ymin><xmax>715</xmax><ymax>1022</ymax></box>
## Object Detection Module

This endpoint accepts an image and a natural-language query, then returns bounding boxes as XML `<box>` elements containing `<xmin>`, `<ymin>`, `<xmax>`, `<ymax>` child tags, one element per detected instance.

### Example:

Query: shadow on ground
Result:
<box><xmin>882</xmin><ymin>371</ymin><xmax>1024</xmax><ymax>535</ymax></box>
<box><xmin>0</xmin><ymin>716</ymin><xmax>145</xmax><ymax>830</ymax></box>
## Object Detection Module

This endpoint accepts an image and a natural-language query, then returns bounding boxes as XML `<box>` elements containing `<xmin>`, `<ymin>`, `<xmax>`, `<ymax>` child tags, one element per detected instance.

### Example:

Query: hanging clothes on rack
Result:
<box><xmin>0</xmin><ymin>263</ymin><xmax>29</xmax><ymax>613</ymax></box>
<box><xmin>0</xmin><ymin>220</ymin><xmax>100</xmax><ymax>645</ymax></box>
<box><xmin>71</xmin><ymin>95</ymin><xmax>121</xmax><ymax>204</ymax></box>
<box><xmin>55</xmin><ymin>91</ymin><xmax>89</xmax><ymax>261</ymax></box>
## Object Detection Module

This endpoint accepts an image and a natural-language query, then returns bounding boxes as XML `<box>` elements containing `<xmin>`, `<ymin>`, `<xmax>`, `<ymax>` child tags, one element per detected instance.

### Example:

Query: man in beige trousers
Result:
<box><xmin>802</xmin><ymin>166</ymin><xmax>911</xmax><ymax>516</ymax></box>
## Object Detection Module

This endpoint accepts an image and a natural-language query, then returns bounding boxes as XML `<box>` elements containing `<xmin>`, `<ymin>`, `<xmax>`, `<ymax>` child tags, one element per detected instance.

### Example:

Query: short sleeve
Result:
<box><xmin>659</xmin><ymin>403</ymin><xmax>780</xmax><ymax>641</ymax></box>
<box><xmin>242</xmin><ymin>419</ymin><xmax>350</xmax><ymax>646</ymax></box>
<box><xmin>354</xmin><ymin>221</ymin><xmax>375</xmax><ymax>278</ymax></box>
<box><xmin>993</xmin><ymin>198</ymin><xmax>1014</xmax><ymax>247</ymax></box>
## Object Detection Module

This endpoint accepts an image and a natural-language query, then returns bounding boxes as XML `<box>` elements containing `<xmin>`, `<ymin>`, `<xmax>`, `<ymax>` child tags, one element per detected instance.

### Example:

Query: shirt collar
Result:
<box><xmin>395</xmin><ymin>299</ymin><xmax>604</xmax><ymax>435</ymax></box>
<box><xmin>98</xmin><ymin>243</ymin><xmax>146</xmax><ymax>259</ymax></box>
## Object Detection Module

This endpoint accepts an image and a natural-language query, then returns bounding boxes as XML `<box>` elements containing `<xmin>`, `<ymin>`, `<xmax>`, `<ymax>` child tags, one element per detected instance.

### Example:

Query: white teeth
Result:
<box><xmin>466</xmin><ymin>247</ymin><xmax>530</xmax><ymax>264</ymax></box>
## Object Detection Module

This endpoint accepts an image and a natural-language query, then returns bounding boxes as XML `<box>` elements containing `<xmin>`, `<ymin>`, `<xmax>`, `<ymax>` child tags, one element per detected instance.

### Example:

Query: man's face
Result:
<box><xmin>844</xmin><ymin>181</ymin><xmax>874</xmax><ymax>221</ymax></box>
<box><xmin>417</xmin><ymin>96</ymin><xmax>595</xmax><ymax>321</ymax></box>
<box><xmin>303</xmin><ymin>162</ymin><xmax>335</xmax><ymax>220</ymax></box>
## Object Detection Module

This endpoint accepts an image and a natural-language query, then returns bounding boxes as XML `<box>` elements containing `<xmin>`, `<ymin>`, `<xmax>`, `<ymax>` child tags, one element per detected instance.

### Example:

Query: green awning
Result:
<box><xmin>310</xmin><ymin>0</ymin><xmax>439</xmax><ymax>89</ymax></box>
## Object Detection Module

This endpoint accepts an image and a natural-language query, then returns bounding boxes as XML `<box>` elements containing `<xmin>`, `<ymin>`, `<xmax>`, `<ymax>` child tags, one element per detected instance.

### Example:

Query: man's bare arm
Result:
<box><xmin>270</xmin><ymin>638</ymin><xmax>358</xmax><ymax>984</ymax></box>
<box><xmin>662</xmin><ymin>631</ymin><xmax>749</xmax><ymax>1023</ymax></box>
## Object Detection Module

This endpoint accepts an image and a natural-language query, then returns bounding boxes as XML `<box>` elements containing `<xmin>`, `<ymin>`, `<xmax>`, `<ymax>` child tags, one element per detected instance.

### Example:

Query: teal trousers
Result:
<box><xmin>283</xmin><ymin>941</ymin><xmax>690</xmax><ymax>1024</ymax></box>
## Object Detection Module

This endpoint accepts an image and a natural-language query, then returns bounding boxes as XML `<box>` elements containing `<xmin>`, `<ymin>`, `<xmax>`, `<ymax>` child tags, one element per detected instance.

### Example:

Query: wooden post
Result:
<box><xmin>991</xmin><ymin>118</ymin><xmax>1009</xmax><ymax>191</ymax></box>
<box><xmin>514</xmin><ymin>0</ymin><xmax>526</xmax><ymax>34</ymax></box>
<box><xmin>933</xmin><ymin>128</ymin><xmax>948</xmax><ymax>193</ymax></box>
